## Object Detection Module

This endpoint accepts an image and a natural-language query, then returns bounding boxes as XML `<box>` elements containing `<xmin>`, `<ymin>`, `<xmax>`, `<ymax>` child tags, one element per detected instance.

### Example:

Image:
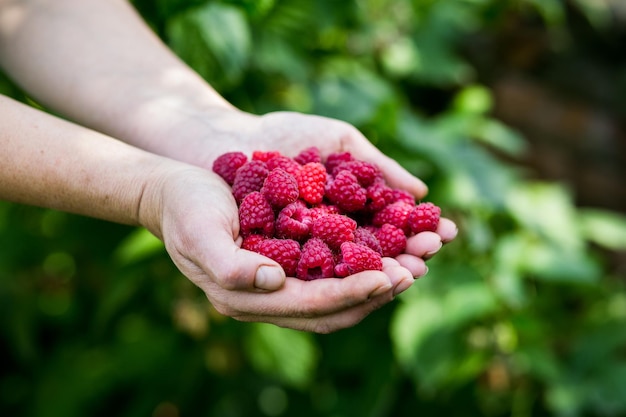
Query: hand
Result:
<box><xmin>147</xmin><ymin>109</ymin><xmax>458</xmax><ymax>279</ymax></box>
<box><xmin>140</xmin><ymin>165</ymin><xmax>417</xmax><ymax>333</ymax></box>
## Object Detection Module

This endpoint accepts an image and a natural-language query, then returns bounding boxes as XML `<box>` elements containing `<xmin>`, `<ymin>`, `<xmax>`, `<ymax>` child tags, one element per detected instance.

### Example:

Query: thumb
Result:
<box><xmin>194</xmin><ymin>229</ymin><xmax>287</xmax><ymax>292</ymax></box>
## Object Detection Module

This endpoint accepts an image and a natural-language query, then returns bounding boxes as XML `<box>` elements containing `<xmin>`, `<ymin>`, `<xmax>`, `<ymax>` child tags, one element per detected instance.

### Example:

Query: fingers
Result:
<box><xmin>437</xmin><ymin>217</ymin><xmax>458</xmax><ymax>243</ymax></box>
<box><xmin>221</xmin><ymin>262</ymin><xmax>415</xmax><ymax>333</ymax></box>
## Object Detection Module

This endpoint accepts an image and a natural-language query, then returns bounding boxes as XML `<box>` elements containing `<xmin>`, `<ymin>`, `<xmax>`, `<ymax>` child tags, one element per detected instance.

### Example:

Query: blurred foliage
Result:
<box><xmin>2</xmin><ymin>0</ymin><xmax>626</xmax><ymax>416</ymax></box>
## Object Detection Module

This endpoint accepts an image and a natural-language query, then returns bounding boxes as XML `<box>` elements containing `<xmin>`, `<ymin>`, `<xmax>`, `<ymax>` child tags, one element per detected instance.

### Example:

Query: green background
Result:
<box><xmin>2</xmin><ymin>1</ymin><xmax>626</xmax><ymax>416</ymax></box>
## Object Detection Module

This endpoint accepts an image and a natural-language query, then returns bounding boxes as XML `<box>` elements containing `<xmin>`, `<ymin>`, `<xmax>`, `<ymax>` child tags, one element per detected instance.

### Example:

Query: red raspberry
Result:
<box><xmin>326</xmin><ymin>170</ymin><xmax>367</xmax><ymax>213</ymax></box>
<box><xmin>212</xmin><ymin>151</ymin><xmax>248</xmax><ymax>185</ymax></box>
<box><xmin>252</xmin><ymin>150</ymin><xmax>282</xmax><ymax>162</ymax></box>
<box><xmin>296</xmin><ymin>238</ymin><xmax>335</xmax><ymax>280</ymax></box>
<box><xmin>266</xmin><ymin>155</ymin><xmax>301</xmax><ymax>177</ymax></box>
<box><xmin>294</xmin><ymin>146</ymin><xmax>322</xmax><ymax>165</ymax></box>
<box><xmin>238</xmin><ymin>191</ymin><xmax>275</xmax><ymax>237</ymax></box>
<box><xmin>275</xmin><ymin>200</ymin><xmax>311</xmax><ymax>241</ymax></box>
<box><xmin>255</xmin><ymin>238</ymin><xmax>301</xmax><ymax>277</ymax></box>
<box><xmin>372</xmin><ymin>201</ymin><xmax>414</xmax><ymax>234</ymax></box>
<box><xmin>296</xmin><ymin>162</ymin><xmax>327</xmax><ymax>205</ymax></box>
<box><xmin>332</xmin><ymin>160</ymin><xmax>381</xmax><ymax>187</ymax></box>
<box><xmin>311</xmin><ymin>214</ymin><xmax>357</xmax><ymax>249</ymax></box>
<box><xmin>373</xmin><ymin>223</ymin><xmax>407</xmax><ymax>257</ymax></box>
<box><xmin>354</xmin><ymin>227</ymin><xmax>383</xmax><ymax>255</ymax></box>
<box><xmin>261</xmin><ymin>168</ymin><xmax>299</xmax><ymax>209</ymax></box>
<box><xmin>365</xmin><ymin>181</ymin><xmax>394</xmax><ymax>212</ymax></box>
<box><xmin>335</xmin><ymin>241</ymin><xmax>383</xmax><ymax>277</ymax></box>
<box><xmin>391</xmin><ymin>188</ymin><xmax>416</xmax><ymax>205</ymax></box>
<box><xmin>242</xmin><ymin>234</ymin><xmax>265</xmax><ymax>251</ymax></box>
<box><xmin>232</xmin><ymin>160</ymin><xmax>269</xmax><ymax>204</ymax></box>
<box><xmin>325</xmin><ymin>151</ymin><xmax>354</xmax><ymax>173</ymax></box>
<box><xmin>308</xmin><ymin>204</ymin><xmax>340</xmax><ymax>222</ymax></box>
<box><xmin>408</xmin><ymin>202</ymin><xmax>441</xmax><ymax>233</ymax></box>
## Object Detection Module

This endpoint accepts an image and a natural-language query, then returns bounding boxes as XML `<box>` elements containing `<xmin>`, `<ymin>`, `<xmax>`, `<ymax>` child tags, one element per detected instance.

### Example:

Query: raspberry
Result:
<box><xmin>374</xmin><ymin>223</ymin><xmax>407</xmax><ymax>257</ymax></box>
<box><xmin>242</xmin><ymin>234</ymin><xmax>265</xmax><ymax>251</ymax></box>
<box><xmin>308</xmin><ymin>204</ymin><xmax>340</xmax><ymax>222</ymax></box>
<box><xmin>261</xmin><ymin>168</ymin><xmax>299</xmax><ymax>209</ymax></box>
<box><xmin>267</xmin><ymin>155</ymin><xmax>301</xmax><ymax>177</ymax></box>
<box><xmin>212</xmin><ymin>151</ymin><xmax>248</xmax><ymax>185</ymax></box>
<box><xmin>325</xmin><ymin>151</ymin><xmax>354</xmax><ymax>173</ymax></box>
<box><xmin>296</xmin><ymin>238</ymin><xmax>335</xmax><ymax>280</ymax></box>
<box><xmin>372</xmin><ymin>201</ymin><xmax>414</xmax><ymax>234</ymax></box>
<box><xmin>294</xmin><ymin>146</ymin><xmax>322</xmax><ymax>165</ymax></box>
<box><xmin>332</xmin><ymin>160</ymin><xmax>381</xmax><ymax>187</ymax></box>
<box><xmin>275</xmin><ymin>200</ymin><xmax>311</xmax><ymax>241</ymax></box>
<box><xmin>232</xmin><ymin>160</ymin><xmax>269</xmax><ymax>203</ymax></box>
<box><xmin>238</xmin><ymin>191</ymin><xmax>275</xmax><ymax>237</ymax></box>
<box><xmin>311</xmin><ymin>214</ymin><xmax>357</xmax><ymax>249</ymax></box>
<box><xmin>296</xmin><ymin>162</ymin><xmax>327</xmax><ymax>205</ymax></box>
<box><xmin>252</xmin><ymin>150</ymin><xmax>282</xmax><ymax>162</ymax></box>
<box><xmin>354</xmin><ymin>227</ymin><xmax>383</xmax><ymax>255</ymax></box>
<box><xmin>325</xmin><ymin>170</ymin><xmax>367</xmax><ymax>213</ymax></box>
<box><xmin>365</xmin><ymin>181</ymin><xmax>394</xmax><ymax>212</ymax></box>
<box><xmin>391</xmin><ymin>188</ymin><xmax>416</xmax><ymax>205</ymax></box>
<box><xmin>408</xmin><ymin>202</ymin><xmax>441</xmax><ymax>233</ymax></box>
<box><xmin>255</xmin><ymin>238</ymin><xmax>301</xmax><ymax>277</ymax></box>
<box><xmin>335</xmin><ymin>241</ymin><xmax>383</xmax><ymax>277</ymax></box>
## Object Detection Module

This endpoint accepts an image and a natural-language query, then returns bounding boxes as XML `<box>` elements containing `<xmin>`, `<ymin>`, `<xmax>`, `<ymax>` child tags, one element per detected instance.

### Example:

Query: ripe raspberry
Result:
<box><xmin>212</xmin><ymin>151</ymin><xmax>248</xmax><ymax>185</ymax></box>
<box><xmin>372</xmin><ymin>201</ymin><xmax>414</xmax><ymax>234</ymax></box>
<box><xmin>261</xmin><ymin>168</ymin><xmax>299</xmax><ymax>209</ymax></box>
<box><xmin>252</xmin><ymin>150</ymin><xmax>281</xmax><ymax>162</ymax></box>
<box><xmin>365</xmin><ymin>181</ymin><xmax>394</xmax><ymax>212</ymax></box>
<box><xmin>335</xmin><ymin>241</ymin><xmax>383</xmax><ymax>277</ymax></box>
<box><xmin>311</xmin><ymin>214</ymin><xmax>357</xmax><ymax>249</ymax></box>
<box><xmin>275</xmin><ymin>200</ymin><xmax>311</xmax><ymax>241</ymax></box>
<box><xmin>294</xmin><ymin>146</ymin><xmax>322</xmax><ymax>165</ymax></box>
<box><xmin>374</xmin><ymin>223</ymin><xmax>407</xmax><ymax>257</ymax></box>
<box><xmin>296</xmin><ymin>238</ymin><xmax>335</xmax><ymax>280</ymax></box>
<box><xmin>232</xmin><ymin>160</ymin><xmax>269</xmax><ymax>204</ymax></box>
<box><xmin>325</xmin><ymin>151</ymin><xmax>354</xmax><ymax>173</ymax></box>
<box><xmin>354</xmin><ymin>227</ymin><xmax>383</xmax><ymax>255</ymax></box>
<box><xmin>296</xmin><ymin>162</ymin><xmax>327</xmax><ymax>205</ymax></box>
<box><xmin>326</xmin><ymin>170</ymin><xmax>367</xmax><ymax>213</ymax></box>
<box><xmin>391</xmin><ymin>188</ymin><xmax>416</xmax><ymax>205</ymax></box>
<box><xmin>255</xmin><ymin>238</ymin><xmax>301</xmax><ymax>277</ymax></box>
<box><xmin>238</xmin><ymin>191</ymin><xmax>275</xmax><ymax>237</ymax></box>
<box><xmin>408</xmin><ymin>202</ymin><xmax>441</xmax><ymax>233</ymax></box>
<box><xmin>308</xmin><ymin>204</ymin><xmax>340</xmax><ymax>222</ymax></box>
<box><xmin>266</xmin><ymin>155</ymin><xmax>301</xmax><ymax>177</ymax></box>
<box><xmin>332</xmin><ymin>160</ymin><xmax>381</xmax><ymax>187</ymax></box>
<box><xmin>242</xmin><ymin>234</ymin><xmax>265</xmax><ymax>251</ymax></box>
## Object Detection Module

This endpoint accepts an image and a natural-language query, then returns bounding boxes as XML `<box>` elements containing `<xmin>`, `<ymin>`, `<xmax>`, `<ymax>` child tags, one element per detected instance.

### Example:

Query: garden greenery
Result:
<box><xmin>1</xmin><ymin>1</ymin><xmax>625</xmax><ymax>416</ymax></box>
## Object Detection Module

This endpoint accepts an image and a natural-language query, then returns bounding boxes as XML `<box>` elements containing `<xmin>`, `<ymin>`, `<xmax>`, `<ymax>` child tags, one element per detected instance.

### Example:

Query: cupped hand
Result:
<box><xmin>140</xmin><ymin>164</ymin><xmax>415</xmax><ymax>333</ymax></box>
<box><xmin>167</xmin><ymin>110</ymin><xmax>458</xmax><ymax>277</ymax></box>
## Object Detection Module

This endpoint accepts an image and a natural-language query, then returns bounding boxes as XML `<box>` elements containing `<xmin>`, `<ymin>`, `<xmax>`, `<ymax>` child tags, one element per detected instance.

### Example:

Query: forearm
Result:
<box><xmin>0</xmin><ymin>0</ymin><xmax>237</xmax><ymax>158</ymax></box>
<box><xmin>0</xmin><ymin>94</ymin><xmax>175</xmax><ymax>229</ymax></box>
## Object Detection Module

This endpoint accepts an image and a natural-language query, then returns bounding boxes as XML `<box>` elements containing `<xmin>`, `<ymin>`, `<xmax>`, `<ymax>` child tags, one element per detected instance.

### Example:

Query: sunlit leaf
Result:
<box><xmin>578</xmin><ymin>208</ymin><xmax>626</xmax><ymax>251</ymax></box>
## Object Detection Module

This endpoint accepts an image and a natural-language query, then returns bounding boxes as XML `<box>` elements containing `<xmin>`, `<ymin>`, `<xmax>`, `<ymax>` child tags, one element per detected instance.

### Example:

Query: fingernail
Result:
<box><xmin>369</xmin><ymin>282</ymin><xmax>393</xmax><ymax>298</ymax></box>
<box><xmin>254</xmin><ymin>265</ymin><xmax>285</xmax><ymax>291</ymax></box>
<box><xmin>424</xmin><ymin>242</ymin><xmax>443</xmax><ymax>260</ymax></box>
<box><xmin>415</xmin><ymin>266</ymin><xmax>429</xmax><ymax>279</ymax></box>
<box><xmin>393</xmin><ymin>278</ymin><xmax>414</xmax><ymax>296</ymax></box>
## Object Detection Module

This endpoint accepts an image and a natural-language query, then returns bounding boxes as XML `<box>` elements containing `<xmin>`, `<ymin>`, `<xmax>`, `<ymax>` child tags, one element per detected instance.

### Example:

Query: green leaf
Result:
<box><xmin>311</xmin><ymin>59</ymin><xmax>393</xmax><ymax>126</ymax></box>
<box><xmin>244</xmin><ymin>323</ymin><xmax>319</xmax><ymax>389</ymax></box>
<box><xmin>113</xmin><ymin>228</ymin><xmax>164</xmax><ymax>265</ymax></box>
<box><xmin>168</xmin><ymin>3</ymin><xmax>251</xmax><ymax>87</ymax></box>
<box><xmin>506</xmin><ymin>182</ymin><xmax>584</xmax><ymax>251</ymax></box>
<box><xmin>578</xmin><ymin>208</ymin><xmax>626</xmax><ymax>251</ymax></box>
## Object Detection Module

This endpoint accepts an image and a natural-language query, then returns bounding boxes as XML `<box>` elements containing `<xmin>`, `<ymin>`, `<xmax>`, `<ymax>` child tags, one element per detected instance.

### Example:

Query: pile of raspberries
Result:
<box><xmin>212</xmin><ymin>147</ymin><xmax>441</xmax><ymax>281</ymax></box>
